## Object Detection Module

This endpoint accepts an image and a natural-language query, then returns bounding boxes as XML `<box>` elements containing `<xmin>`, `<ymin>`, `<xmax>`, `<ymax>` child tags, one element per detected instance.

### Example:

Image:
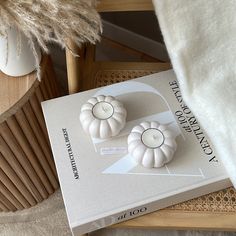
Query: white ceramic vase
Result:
<box><xmin>0</xmin><ymin>26</ymin><xmax>41</xmax><ymax>77</ymax></box>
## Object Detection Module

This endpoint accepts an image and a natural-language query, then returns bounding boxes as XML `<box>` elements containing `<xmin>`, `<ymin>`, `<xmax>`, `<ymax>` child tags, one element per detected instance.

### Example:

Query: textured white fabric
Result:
<box><xmin>153</xmin><ymin>0</ymin><xmax>236</xmax><ymax>187</ymax></box>
<box><xmin>0</xmin><ymin>190</ymin><xmax>71</xmax><ymax>236</ymax></box>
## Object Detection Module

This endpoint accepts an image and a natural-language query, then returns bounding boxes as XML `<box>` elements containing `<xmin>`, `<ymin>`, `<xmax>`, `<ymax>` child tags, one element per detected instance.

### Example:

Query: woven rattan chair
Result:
<box><xmin>65</xmin><ymin>0</ymin><xmax>236</xmax><ymax>232</ymax></box>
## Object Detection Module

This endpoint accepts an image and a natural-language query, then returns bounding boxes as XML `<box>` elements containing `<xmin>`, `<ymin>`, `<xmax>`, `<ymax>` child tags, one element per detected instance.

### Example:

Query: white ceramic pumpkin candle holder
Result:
<box><xmin>128</xmin><ymin>121</ymin><xmax>177</xmax><ymax>168</ymax></box>
<box><xmin>80</xmin><ymin>95</ymin><xmax>127</xmax><ymax>139</ymax></box>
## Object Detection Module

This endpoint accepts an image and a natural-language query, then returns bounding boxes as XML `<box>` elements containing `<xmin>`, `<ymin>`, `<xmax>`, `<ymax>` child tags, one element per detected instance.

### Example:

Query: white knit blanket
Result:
<box><xmin>153</xmin><ymin>0</ymin><xmax>236</xmax><ymax>187</ymax></box>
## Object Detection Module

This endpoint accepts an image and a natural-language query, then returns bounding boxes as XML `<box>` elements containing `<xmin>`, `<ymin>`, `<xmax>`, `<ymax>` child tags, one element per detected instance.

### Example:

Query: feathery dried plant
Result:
<box><xmin>0</xmin><ymin>0</ymin><xmax>102</xmax><ymax>77</ymax></box>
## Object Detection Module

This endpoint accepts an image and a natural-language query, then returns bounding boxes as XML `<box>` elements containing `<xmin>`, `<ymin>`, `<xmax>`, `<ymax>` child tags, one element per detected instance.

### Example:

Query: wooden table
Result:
<box><xmin>0</xmin><ymin>56</ymin><xmax>59</xmax><ymax>212</ymax></box>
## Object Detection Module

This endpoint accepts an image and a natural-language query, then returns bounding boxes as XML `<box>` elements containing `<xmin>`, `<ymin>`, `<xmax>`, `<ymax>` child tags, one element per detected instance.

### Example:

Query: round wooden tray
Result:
<box><xmin>0</xmin><ymin>56</ymin><xmax>59</xmax><ymax>212</ymax></box>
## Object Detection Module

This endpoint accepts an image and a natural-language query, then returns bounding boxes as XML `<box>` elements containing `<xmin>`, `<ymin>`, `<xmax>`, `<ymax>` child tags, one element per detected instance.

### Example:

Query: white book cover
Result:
<box><xmin>42</xmin><ymin>70</ymin><xmax>231</xmax><ymax>236</ymax></box>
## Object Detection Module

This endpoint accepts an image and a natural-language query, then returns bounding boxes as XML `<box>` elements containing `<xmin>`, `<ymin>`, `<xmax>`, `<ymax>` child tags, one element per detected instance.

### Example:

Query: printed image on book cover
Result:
<box><xmin>92</xmin><ymin>81</ymin><xmax>194</xmax><ymax>177</ymax></box>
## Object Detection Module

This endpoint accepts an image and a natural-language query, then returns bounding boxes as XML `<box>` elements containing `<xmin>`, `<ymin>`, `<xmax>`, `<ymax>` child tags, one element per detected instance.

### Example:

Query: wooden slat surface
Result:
<box><xmin>112</xmin><ymin>210</ymin><xmax>236</xmax><ymax>231</ymax></box>
<box><xmin>0</xmin><ymin>69</ymin><xmax>36</xmax><ymax>115</ymax></box>
<box><xmin>97</xmin><ymin>0</ymin><xmax>154</xmax><ymax>12</ymax></box>
<box><xmin>0</xmin><ymin>56</ymin><xmax>59</xmax><ymax>211</ymax></box>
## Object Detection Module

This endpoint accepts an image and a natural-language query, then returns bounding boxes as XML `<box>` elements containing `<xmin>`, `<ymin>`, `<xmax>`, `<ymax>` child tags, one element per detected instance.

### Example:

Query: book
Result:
<box><xmin>42</xmin><ymin>70</ymin><xmax>231</xmax><ymax>236</ymax></box>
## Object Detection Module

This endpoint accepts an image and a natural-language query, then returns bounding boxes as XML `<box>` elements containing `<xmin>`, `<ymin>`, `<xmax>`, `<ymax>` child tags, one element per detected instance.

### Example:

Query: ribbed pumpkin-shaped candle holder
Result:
<box><xmin>80</xmin><ymin>95</ymin><xmax>127</xmax><ymax>139</ymax></box>
<box><xmin>128</xmin><ymin>121</ymin><xmax>177</xmax><ymax>168</ymax></box>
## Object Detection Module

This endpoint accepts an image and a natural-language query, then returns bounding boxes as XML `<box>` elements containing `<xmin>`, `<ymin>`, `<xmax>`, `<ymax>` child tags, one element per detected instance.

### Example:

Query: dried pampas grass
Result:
<box><xmin>0</xmin><ymin>0</ymin><xmax>102</xmax><ymax>78</ymax></box>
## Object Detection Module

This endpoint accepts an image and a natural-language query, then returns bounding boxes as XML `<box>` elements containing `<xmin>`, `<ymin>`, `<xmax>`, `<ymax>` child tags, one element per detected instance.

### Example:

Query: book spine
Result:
<box><xmin>74</xmin><ymin>202</ymin><xmax>153</xmax><ymax>235</ymax></box>
<box><xmin>72</xmin><ymin>177</ymin><xmax>231</xmax><ymax>236</ymax></box>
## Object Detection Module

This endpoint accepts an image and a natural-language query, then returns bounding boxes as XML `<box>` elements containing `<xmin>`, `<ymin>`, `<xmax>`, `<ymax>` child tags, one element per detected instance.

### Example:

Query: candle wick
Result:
<box><xmin>102</xmin><ymin>106</ymin><xmax>107</xmax><ymax>112</ymax></box>
<box><xmin>153</xmin><ymin>135</ymin><xmax>157</xmax><ymax>140</ymax></box>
